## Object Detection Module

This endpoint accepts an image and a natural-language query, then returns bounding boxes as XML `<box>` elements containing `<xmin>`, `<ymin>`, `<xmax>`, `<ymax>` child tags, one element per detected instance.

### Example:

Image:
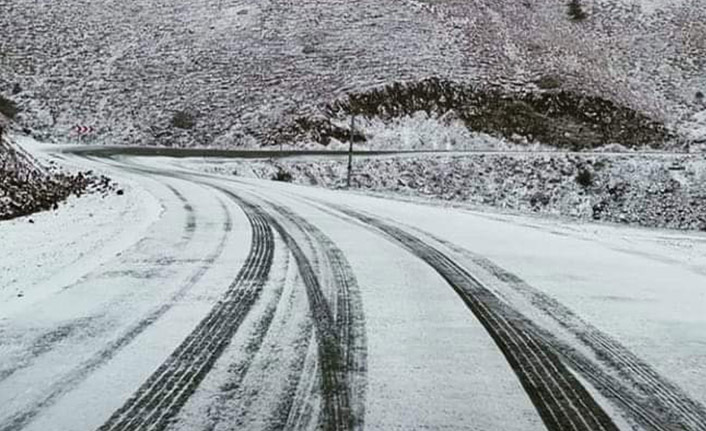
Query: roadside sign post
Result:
<box><xmin>74</xmin><ymin>125</ymin><xmax>95</xmax><ymax>142</ymax></box>
<box><xmin>347</xmin><ymin>115</ymin><xmax>355</xmax><ymax>188</ymax></box>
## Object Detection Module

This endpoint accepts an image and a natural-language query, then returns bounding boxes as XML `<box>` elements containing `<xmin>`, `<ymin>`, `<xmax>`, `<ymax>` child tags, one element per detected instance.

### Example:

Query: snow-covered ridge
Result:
<box><xmin>0</xmin><ymin>0</ymin><xmax>703</xmax><ymax>148</ymax></box>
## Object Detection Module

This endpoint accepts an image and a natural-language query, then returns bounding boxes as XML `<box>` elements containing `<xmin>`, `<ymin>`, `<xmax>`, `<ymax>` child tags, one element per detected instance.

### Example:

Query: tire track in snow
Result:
<box><xmin>163</xmin><ymin>184</ymin><xmax>196</xmax><ymax>242</ymax></box>
<box><xmin>95</xmin><ymin>189</ymin><xmax>275</xmax><ymax>431</ymax></box>
<box><xmin>427</xmin><ymin>235</ymin><xmax>706</xmax><ymax>431</ymax></box>
<box><xmin>0</xmin><ymin>193</ymin><xmax>233</xmax><ymax>431</ymax></box>
<box><xmin>256</xmin><ymin>200</ymin><xmax>355</xmax><ymax>431</ymax></box>
<box><xmin>0</xmin><ymin>180</ymin><xmax>203</xmax><ymax>386</ymax></box>
<box><xmin>189</xmin><ymin>181</ymin><xmax>362</xmax><ymax>431</ymax></box>
<box><xmin>333</xmin><ymin>206</ymin><xmax>619</xmax><ymax>431</ymax></box>
<box><xmin>196</xmin><ymin>249</ymin><xmax>310</xmax><ymax>431</ymax></box>
<box><xmin>263</xmin><ymin>200</ymin><xmax>367</xmax><ymax>430</ymax></box>
<box><xmin>178</xmin><ymin>183</ymin><xmax>320</xmax><ymax>431</ymax></box>
<box><xmin>0</xmin><ymin>317</ymin><xmax>99</xmax><ymax>384</ymax></box>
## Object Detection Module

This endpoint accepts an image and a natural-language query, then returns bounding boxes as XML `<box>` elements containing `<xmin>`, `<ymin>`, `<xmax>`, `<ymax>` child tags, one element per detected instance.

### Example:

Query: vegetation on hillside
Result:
<box><xmin>279</xmin><ymin>78</ymin><xmax>671</xmax><ymax>150</ymax></box>
<box><xmin>568</xmin><ymin>0</ymin><xmax>588</xmax><ymax>21</ymax></box>
<box><xmin>0</xmin><ymin>94</ymin><xmax>19</xmax><ymax>120</ymax></box>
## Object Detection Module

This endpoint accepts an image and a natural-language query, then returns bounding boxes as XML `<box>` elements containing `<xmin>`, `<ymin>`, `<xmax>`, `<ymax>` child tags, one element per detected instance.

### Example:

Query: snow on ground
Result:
<box><xmin>180</xmin><ymin>152</ymin><xmax>706</xmax><ymax>231</ymax></box>
<box><xmin>2</xmin><ymin>150</ymin><xmax>706</xmax><ymax>430</ymax></box>
<box><xmin>0</xmin><ymin>153</ymin><xmax>253</xmax><ymax>430</ymax></box>
<box><xmin>1</xmin><ymin>132</ymin><xmax>117</xmax><ymax>221</ymax></box>
<box><xmin>682</xmin><ymin>109</ymin><xmax>706</xmax><ymax>148</ymax></box>
<box><xmin>221</xmin><ymin>169</ymin><xmax>706</xmax><ymax>408</ymax></box>
<box><xmin>0</xmin><ymin>184</ymin><xmax>157</xmax><ymax>316</ymax></box>
<box><xmin>0</xmin><ymin>136</ymin><xmax>158</xmax><ymax>314</ymax></box>
<box><xmin>1</xmin><ymin>0</ymin><xmax>704</xmax><ymax>147</ymax></box>
<box><xmin>324</xmin><ymin>112</ymin><xmax>557</xmax><ymax>152</ymax></box>
<box><xmin>237</xmin><ymin>186</ymin><xmax>546</xmax><ymax>431</ymax></box>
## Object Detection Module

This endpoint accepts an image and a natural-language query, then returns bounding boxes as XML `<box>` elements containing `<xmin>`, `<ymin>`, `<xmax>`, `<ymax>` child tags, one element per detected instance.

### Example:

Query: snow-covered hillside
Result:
<box><xmin>1</xmin><ymin>0</ymin><xmax>704</xmax><ymax>148</ymax></box>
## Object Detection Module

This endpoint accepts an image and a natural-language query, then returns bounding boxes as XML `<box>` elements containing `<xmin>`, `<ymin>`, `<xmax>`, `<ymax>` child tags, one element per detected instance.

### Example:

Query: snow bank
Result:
<box><xmin>681</xmin><ymin>110</ymin><xmax>706</xmax><ymax>150</ymax></box>
<box><xmin>191</xmin><ymin>153</ymin><xmax>706</xmax><ymax>231</ymax></box>
<box><xmin>0</xmin><ymin>132</ymin><xmax>116</xmax><ymax>220</ymax></box>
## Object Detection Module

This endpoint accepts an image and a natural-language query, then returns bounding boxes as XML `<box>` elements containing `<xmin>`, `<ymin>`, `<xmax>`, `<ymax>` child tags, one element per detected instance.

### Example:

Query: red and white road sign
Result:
<box><xmin>74</xmin><ymin>125</ymin><xmax>94</xmax><ymax>134</ymax></box>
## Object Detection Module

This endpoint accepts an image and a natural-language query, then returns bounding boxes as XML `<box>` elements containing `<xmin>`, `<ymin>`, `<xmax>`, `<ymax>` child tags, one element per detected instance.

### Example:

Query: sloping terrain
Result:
<box><xmin>286</xmin><ymin>78</ymin><xmax>672</xmax><ymax>150</ymax></box>
<box><xmin>199</xmin><ymin>153</ymin><xmax>706</xmax><ymax>230</ymax></box>
<box><xmin>0</xmin><ymin>122</ymin><xmax>112</xmax><ymax>219</ymax></box>
<box><xmin>1</xmin><ymin>0</ymin><xmax>704</xmax><ymax>148</ymax></box>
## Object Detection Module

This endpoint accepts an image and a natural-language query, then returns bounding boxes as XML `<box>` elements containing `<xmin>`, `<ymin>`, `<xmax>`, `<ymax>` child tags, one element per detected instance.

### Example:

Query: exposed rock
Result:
<box><xmin>0</xmin><ymin>130</ymin><xmax>116</xmax><ymax>220</ymax></box>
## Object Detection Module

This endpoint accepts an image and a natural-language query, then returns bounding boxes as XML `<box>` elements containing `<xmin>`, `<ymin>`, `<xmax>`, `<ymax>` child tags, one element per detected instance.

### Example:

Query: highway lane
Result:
<box><xmin>1</xmin><ymin>149</ymin><xmax>705</xmax><ymax>431</ymax></box>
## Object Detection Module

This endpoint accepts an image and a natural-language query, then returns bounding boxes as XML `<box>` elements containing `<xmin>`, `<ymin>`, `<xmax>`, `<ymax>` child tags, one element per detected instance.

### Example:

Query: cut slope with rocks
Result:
<box><xmin>0</xmin><ymin>127</ymin><xmax>116</xmax><ymax>220</ymax></box>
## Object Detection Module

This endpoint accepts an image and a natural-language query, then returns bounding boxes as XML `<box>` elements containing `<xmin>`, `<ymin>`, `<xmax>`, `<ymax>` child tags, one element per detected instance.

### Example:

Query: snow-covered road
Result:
<box><xmin>1</xmin><ymin>148</ymin><xmax>706</xmax><ymax>431</ymax></box>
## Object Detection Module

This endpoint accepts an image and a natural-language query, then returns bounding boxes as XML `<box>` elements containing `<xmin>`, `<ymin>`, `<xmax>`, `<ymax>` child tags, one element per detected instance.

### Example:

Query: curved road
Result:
<box><xmin>1</xmin><ymin>149</ymin><xmax>706</xmax><ymax>431</ymax></box>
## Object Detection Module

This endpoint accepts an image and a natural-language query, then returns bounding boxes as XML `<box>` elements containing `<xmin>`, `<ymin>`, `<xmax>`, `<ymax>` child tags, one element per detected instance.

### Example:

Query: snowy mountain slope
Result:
<box><xmin>0</xmin><ymin>0</ymin><xmax>704</xmax><ymax>148</ymax></box>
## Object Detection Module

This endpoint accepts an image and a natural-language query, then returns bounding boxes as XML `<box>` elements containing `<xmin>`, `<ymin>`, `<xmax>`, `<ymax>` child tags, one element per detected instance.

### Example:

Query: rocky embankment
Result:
<box><xmin>202</xmin><ymin>154</ymin><xmax>706</xmax><ymax>231</ymax></box>
<box><xmin>0</xmin><ymin>129</ymin><xmax>116</xmax><ymax>220</ymax></box>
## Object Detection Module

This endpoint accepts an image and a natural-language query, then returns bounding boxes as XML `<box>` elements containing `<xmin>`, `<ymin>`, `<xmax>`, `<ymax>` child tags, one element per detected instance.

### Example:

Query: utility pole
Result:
<box><xmin>347</xmin><ymin>115</ymin><xmax>355</xmax><ymax>188</ymax></box>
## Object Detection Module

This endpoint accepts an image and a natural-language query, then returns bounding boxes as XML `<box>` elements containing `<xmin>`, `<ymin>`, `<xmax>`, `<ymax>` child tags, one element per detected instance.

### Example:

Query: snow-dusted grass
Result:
<box><xmin>1</xmin><ymin>0</ymin><xmax>703</xmax><ymax>148</ymax></box>
<box><xmin>327</xmin><ymin>112</ymin><xmax>551</xmax><ymax>151</ymax></box>
<box><xmin>683</xmin><ymin>109</ymin><xmax>706</xmax><ymax>147</ymax></box>
<box><xmin>187</xmin><ymin>152</ymin><xmax>706</xmax><ymax>231</ymax></box>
